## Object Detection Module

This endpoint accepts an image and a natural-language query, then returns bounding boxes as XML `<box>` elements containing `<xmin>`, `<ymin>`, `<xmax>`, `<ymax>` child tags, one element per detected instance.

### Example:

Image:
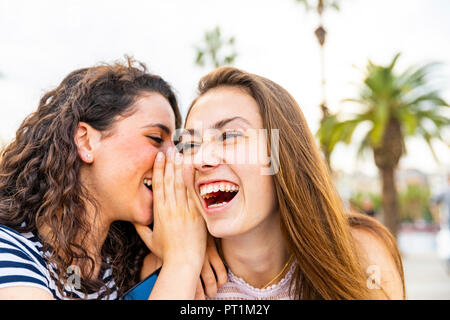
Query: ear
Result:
<box><xmin>74</xmin><ymin>122</ymin><xmax>101</xmax><ymax>164</ymax></box>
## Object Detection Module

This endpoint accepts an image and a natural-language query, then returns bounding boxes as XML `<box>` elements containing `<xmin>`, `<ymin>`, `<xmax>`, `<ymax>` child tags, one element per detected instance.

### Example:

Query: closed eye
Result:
<box><xmin>147</xmin><ymin>136</ymin><xmax>163</xmax><ymax>144</ymax></box>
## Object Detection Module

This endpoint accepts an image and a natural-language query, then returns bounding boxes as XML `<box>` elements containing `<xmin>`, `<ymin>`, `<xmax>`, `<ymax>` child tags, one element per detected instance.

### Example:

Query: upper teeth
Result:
<box><xmin>200</xmin><ymin>182</ymin><xmax>239</xmax><ymax>197</ymax></box>
<box><xmin>144</xmin><ymin>179</ymin><xmax>152</xmax><ymax>187</ymax></box>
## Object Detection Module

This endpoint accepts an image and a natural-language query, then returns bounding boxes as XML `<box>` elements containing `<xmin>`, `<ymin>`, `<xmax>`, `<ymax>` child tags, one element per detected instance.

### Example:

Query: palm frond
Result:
<box><xmin>415</xmin><ymin>127</ymin><xmax>442</xmax><ymax>163</ymax></box>
<box><xmin>369</xmin><ymin>101</ymin><xmax>389</xmax><ymax>146</ymax></box>
<box><xmin>356</xmin><ymin>130</ymin><xmax>372</xmax><ymax>158</ymax></box>
<box><xmin>319</xmin><ymin>53</ymin><xmax>449</xmax><ymax>167</ymax></box>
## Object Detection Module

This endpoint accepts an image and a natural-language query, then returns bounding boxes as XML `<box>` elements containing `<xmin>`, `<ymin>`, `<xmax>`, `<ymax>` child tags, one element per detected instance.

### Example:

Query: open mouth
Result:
<box><xmin>199</xmin><ymin>181</ymin><xmax>239</xmax><ymax>209</ymax></box>
<box><xmin>144</xmin><ymin>178</ymin><xmax>153</xmax><ymax>192</ymax></box>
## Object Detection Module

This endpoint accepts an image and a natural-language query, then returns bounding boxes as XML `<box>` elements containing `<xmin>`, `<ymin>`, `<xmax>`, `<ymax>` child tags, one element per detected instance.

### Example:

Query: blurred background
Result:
<box><xmin>1</xmin><ymin>0</ymin><xmax>449</xmax><ymax>299</ymax></box>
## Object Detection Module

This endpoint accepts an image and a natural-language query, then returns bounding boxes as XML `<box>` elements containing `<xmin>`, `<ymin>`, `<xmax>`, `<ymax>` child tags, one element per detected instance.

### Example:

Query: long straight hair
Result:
<box><xmin>188</xmin><ymin>67</ymin><xmax>404</xmax><ymax>299</ymax></box>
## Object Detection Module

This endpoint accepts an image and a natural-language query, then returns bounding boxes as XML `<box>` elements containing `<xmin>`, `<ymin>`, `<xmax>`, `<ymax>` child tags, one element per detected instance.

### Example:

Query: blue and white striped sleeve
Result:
<box><xmin>0</xmin><ymin>226</ymin><xmax>52</xmax><ymax>295</ymax></box>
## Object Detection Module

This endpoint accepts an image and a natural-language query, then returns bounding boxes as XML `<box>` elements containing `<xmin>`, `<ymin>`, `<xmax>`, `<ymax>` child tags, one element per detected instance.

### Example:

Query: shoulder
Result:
<box><xmin>350</xmin><ymin>226</ymin><xmax>405</xmax><ymax>299</ymax></box>
<box><xmin>140</xmin><ymin>253</ymin><xmax>162</xmax><ymax>281</ymax></box>
<box><xmin>0</xmin><ymin>285</ymin><xmax>54</xmax><ymax>300</ymax></box>
<box><xmin>0</xmin><ymin>224</ymin><xmax>45</xmax><ymax>264</ymax></box>
<box><xmin>351</xmin><ymin>227</ymin><xmax>395</xmax><ymax>265</ymax></box>
<box><xmin>0</xmin><ymin>224</ymin><xmax>53</xmax><ymax>298</ymax></box>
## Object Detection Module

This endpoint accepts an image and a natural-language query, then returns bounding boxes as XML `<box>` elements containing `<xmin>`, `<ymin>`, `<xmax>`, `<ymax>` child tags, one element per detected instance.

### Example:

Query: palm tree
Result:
<box><xmin>317</xmin><ymin>53</ymin><xmax>450</xmax><ymax>236</ymax></box>
<box><xmin>194</xmin><ymin>26</ymin><xmax>238</xmax><ymax>69</ymax></box>
<box><xmin>295</xmin><ymin>0</ymin><xmax>341</xmax><ymax>168</ymax></box>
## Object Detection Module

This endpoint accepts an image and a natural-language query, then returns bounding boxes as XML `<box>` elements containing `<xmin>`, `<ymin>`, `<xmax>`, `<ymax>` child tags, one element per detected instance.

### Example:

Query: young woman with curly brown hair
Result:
<box><xmin>0</xmin><ymin>58</ymin><xmax>225</xmax><ymax>299</ymax></box>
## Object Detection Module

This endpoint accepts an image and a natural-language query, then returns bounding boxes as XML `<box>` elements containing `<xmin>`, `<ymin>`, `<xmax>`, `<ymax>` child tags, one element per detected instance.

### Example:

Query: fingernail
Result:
<box><xmin>156</xmin><ymin>152</ymin><xmax>164</xmax><ymax>161</ymax></box>
<box><xmin>175</xmin><ymin>152</ymin><xmax>183</xmax><ymax>164</ymax></box>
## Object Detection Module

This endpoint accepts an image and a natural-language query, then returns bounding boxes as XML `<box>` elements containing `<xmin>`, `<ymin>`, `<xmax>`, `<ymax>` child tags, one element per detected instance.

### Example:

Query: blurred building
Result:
<box><xmin>334</xmin><ymin>167</ymin><xmax>447</xmax><ymax>199</ymax></box>
<box><xmin>333</xmin><ymin>169</ymin><xmax>379</xmax><ymax>200</ymax></box>
<box><xmin>396</xmin><ymin>168</ymin><xmax>429</xmax><ymax>190</ymax></box>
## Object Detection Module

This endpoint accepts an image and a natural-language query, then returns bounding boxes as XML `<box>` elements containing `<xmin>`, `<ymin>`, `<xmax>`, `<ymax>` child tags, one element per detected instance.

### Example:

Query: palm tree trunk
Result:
<box><xmin>380</xmin><ymin>166</ymin><xmax>399</xmax><ymax>237</ymax></box>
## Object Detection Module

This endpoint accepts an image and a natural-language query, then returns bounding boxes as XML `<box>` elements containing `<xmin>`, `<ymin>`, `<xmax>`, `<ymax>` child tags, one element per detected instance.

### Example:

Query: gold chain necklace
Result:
<box><xmin>261</xmin><ymin>254</ymin><xmax>294</xmax><ymax>289</ymax></box>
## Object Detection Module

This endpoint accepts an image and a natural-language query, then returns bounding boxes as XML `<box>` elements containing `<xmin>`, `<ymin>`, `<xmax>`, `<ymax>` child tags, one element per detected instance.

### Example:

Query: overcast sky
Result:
<box><xmin>1</xmin><ymin>0</ymin><xmax>449</xmax><ymax>176</ymax></box>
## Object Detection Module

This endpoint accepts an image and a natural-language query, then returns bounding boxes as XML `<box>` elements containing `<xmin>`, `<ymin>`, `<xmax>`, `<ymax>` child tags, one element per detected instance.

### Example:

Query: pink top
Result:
<box><xmin>209</xmin><ymin>263</ymin><xmax>296</xmax><ymax>300</ymax></box>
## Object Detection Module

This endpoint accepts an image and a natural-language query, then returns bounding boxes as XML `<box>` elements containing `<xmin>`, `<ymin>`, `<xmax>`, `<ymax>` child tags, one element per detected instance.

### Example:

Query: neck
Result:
<box><xmin>221</xmin><ymin>212</ymin><xmax>290</xmax><ymax>289</ymax></box>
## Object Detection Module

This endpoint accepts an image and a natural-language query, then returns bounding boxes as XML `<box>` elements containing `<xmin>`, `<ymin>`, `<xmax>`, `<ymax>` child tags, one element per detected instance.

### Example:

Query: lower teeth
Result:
<box><xmin>208</xmin><ymin>202</ymin><xmax>228</xmax><ymax>208</ymax></box>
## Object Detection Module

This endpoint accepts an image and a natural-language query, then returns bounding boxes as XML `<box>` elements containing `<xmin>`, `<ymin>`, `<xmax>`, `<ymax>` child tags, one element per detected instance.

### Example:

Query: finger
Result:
<box><xmin>174</xmin><ymin>151</ymin><xmax>188</xmax><ymax>210</ymax></box>
<box><xmin>195</xmin><ymin>279</ymin><xmax>206</xmax><ymax>300</ymax></box>
<box><xmin>164</xmin><ymin>147</ymin><xmax>177</xmax><ymax>212</ymax></box>
<box><xmin>209</xmin><ymin>251</ymin><xmax>228</xmax><ymax>288</ymax></box>
<box><xmin>200</xmin><ymin>259</ymin><xmax>218</xmax><ymax>298</ymax></box>
<box><xmin>186</xmin><ymin>187</ymin><xmax>201</xmax><ymax>219</ymax></box>
<box><xmin>207</xmin><ymin>237</ymin><xmax>228</xmax><ymax>287</ymax></box>
<box><xmin>133</xmin><ymin>223</ymin><xmax>154</xmax><ymax>252</ymax></box>
<box><xmin>152</xmin><ymin>151</ymin><xmax>166</xmax><ymax>205</ymax></box>
<box><xmin>182</xmin><ymin>161</ymin><xmax>198</xmax><ymax>218</ymax></box>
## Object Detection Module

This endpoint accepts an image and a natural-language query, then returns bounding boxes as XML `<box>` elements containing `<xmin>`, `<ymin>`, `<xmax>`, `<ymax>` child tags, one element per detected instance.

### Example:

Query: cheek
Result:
<box><xmin>242</xmin><ymin>171</ymin><xmax>277</xmax><ymax>219</ymax></box>
<box><xmin>222</xmin><ymin>141</ymin><xmax>249</xmax><ymax>165</ymax></box>
<box><xmin>222</xmin><ymin>135</ymin><xmax>269</xmax><ymax>168</ymax></box>
<box><xmin>101</xmin><ymin>139</ymin><xmax>158</xmax><ymax>178</ymax></box>
<box><xmin>129</xmin><ymin>148</ymin><xmax>155</xmax><ymax>170</ymax></box>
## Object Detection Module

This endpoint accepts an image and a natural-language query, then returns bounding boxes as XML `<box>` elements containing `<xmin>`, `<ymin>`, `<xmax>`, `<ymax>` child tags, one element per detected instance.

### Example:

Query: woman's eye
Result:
<box><xmin>178</xmin><ymin>142</ymin><xmax>200</xmax><ymax>154</ymax></box>
<box><xmin>220</xmin><ymin>131</ymin><xmax>243</xmax><ymax>141</ymax></box>
<box><xmin>147</xmin><ymin>136</ymin><xmax>163</xmax><ymax>144</ymax></box>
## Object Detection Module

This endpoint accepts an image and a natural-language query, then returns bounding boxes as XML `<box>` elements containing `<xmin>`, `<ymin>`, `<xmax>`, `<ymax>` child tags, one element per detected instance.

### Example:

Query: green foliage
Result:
<box><xmin>349</xmin><ymin>185</ymin><xmax>433</xmax><ymax>223</ymax></box>
<box><xmin>194</xmin><ymin>26</ymin><xmax>238</xmax><ymax>69</ymax></box>
<box><xmin>399</xmin><ymin>184</ymin><xmax>433</xmax><ymax>223</ymax></box>
<box><xmin>349</xmin><ymin>191</ymin><xmax>382</xmax><ymax>213</ymax></box>
<box><xmin>317</xmin><ymin>53</ymin><xmax>449</xmax><ymax>160</ymax></box>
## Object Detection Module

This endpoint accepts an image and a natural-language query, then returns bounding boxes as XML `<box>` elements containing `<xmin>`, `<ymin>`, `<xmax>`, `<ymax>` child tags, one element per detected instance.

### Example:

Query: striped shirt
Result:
<box><xmin>0</xmin><ymin>224</ymin><xmax>118</xmax><ymax>299</ymax></box>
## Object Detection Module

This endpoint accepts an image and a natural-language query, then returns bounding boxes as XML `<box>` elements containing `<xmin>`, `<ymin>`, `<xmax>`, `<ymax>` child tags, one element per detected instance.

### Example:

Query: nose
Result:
<box><xmin>161</xmin><ymin>140</ymin><xmax>175</xmax><ymax>154</ymax></box>
<box><xmin>193</xmin><ymin>141</ymin><xmax>222</xmax><ymax>172</ymax></box>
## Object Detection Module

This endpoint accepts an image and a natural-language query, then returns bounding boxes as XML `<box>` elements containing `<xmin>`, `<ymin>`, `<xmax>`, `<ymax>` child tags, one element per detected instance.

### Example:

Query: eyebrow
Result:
<box><xmin>140</xmin><ymin>123</ymin><xmax>172</xmax><ymax>135</ymax></box>
<box><xmin>212</xmin><ymin>116</ymin><xmax>251</xmax><ymax>130</ymax></box>
<box><xmin>185</xmin><ymin>116</ymin><xmax>251</xmax><ymax>137</ymax></box>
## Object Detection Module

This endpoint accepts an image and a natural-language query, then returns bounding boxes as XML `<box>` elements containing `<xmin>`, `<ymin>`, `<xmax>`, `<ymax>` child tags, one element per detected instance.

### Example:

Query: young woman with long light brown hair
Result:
<box><xmin>180</xmin><ymin>67</ymin><xmax>406</xmax><ymax>300</ymax></box>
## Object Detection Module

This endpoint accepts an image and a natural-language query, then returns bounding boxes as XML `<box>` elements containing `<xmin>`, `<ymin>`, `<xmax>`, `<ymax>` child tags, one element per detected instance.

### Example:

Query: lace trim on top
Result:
<box><xmin>210</xmin><ymin>262</ymin><xmax>296</xmax><ymax>300</ymax></box>
<box><xmin>228</xmin><ymin>262</ymin><xmax>295</xmax><ymax>292</ymax></box>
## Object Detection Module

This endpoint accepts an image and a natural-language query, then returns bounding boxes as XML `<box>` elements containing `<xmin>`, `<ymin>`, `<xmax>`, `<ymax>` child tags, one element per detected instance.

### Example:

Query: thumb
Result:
<box><xmin>133</xmin><ymin>223</ymin><xmax>155</xmax><ymax>252</ymax></box>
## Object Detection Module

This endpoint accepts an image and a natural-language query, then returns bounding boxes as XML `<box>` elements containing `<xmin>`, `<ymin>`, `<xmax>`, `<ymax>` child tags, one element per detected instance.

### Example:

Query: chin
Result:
<box><xmin>206</xmin><ymin>220</ymin><xmax>241</xmax><ymax>239</ymax></box>
<box><xmin>134</xmin><ymin>208</ymin><xmax>153</xmax><ymax>226</ymax></box>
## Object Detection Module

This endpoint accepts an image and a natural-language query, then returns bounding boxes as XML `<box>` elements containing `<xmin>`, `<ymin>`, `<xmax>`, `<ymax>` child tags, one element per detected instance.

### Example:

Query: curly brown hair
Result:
<box><xmin>0</xmin><ymin>57</ymin><xmax>181</xmax><ymax>299</ymax></box>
